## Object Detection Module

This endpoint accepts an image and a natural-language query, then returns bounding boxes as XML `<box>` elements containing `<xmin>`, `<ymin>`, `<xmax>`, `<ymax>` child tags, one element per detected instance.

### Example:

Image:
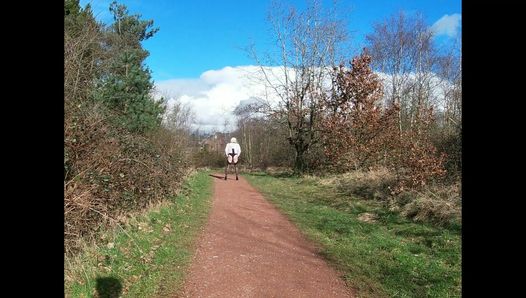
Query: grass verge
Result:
<box><xmin>65</xmin><ymin>170</ymin><xmax>213</xmax><ymax>297</ymax></box>
<box><xmin>245</xmin><ymin>172</ymin><xmax>461</xmax><ymax>298</ymax></box>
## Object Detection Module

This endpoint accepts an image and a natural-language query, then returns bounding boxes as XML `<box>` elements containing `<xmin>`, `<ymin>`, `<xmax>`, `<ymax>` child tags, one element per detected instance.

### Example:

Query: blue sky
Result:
<box><xmin>80</xmin><ymin>0</ymin><xmax>461</xmax><ymax>82</ymax></box>
<box><xmin>79</xmin><ymin>0</ymin><xmax>461</xmax><ymax>132</ymax></box>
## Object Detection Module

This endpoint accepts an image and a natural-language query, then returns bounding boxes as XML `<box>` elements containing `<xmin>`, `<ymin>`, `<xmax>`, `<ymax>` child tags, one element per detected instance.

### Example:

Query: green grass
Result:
<box><xmin>244</xmin><ymin>173</ymin><xmax>461</xmax><ymax>298</ymax></box>
<box><xmin>65</xmin><ymin>170</ymin><xmax>214</xmax><ymax>297</ymax></box>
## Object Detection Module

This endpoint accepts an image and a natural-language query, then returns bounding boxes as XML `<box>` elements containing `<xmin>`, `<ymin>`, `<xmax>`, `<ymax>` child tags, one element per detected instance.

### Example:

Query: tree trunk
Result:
<box><xmin>293</xmin><ymin>141</ymin><xmax>307</xmax><ymax>174</ymax></box>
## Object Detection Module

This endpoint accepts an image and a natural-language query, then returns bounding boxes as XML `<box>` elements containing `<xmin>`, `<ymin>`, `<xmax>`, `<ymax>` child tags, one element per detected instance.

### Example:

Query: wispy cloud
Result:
<box><xmin>431</xmin><ymin>13</ymin><xmax>461</xmax><ymax>38</ymax></box>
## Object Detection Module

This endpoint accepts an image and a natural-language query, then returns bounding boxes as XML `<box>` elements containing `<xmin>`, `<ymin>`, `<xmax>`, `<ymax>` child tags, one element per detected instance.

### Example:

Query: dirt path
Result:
<box><xmin>180</xmin><ymin>174</ymin><xmax>353</xmax><ymax>297</ymax></box>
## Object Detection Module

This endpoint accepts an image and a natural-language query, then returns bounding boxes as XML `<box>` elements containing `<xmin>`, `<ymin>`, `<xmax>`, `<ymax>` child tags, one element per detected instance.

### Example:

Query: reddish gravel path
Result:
<box><xmin>180</xmin><ymin>174</ymin><xmax>353</xmax><ymax>297</ymax></box>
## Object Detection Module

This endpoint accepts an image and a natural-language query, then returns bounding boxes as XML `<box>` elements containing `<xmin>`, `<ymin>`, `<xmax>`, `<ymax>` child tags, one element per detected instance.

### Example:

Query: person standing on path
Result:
<box><xmin>224</xmin><ymin>137</ymin><xmax>241</xmax><ymax>180</ymax></box>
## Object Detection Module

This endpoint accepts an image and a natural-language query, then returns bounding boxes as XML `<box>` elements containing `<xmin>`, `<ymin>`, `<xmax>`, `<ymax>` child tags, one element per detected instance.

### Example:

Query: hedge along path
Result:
<box><xmin>180</xmin><ymin>174</ymin><xmax>353</xmax><ymax>297</ymax></box>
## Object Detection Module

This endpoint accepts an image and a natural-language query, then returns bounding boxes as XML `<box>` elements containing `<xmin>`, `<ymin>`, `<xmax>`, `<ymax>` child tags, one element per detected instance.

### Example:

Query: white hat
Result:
<box><xmin>230</xmin><ymin>137</ymin><xmax>237</xmax><ymax>143</ymax></box>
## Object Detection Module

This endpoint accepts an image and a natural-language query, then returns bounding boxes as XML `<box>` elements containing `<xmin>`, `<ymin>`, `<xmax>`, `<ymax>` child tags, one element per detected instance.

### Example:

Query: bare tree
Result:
<box><xmin>234</xmin><ymin>101</ymin><xmax>255</xmax><ymax>168</ymax></box>
<box><xmin>365</xmin><ymin>11</ymin><xmax>439</xmax><ymax>134</ymax></box>
<box><xmin>164</xmin><ymin>99</ymin><xmax>195</xmax><ymax>133</ymax></box>
<box><xmin>436</xmin><ymin>39</ymin><xmax>461</xmax><ymax>133</ymax></box>
<box><xmin>365</xmin><ymin>11</ymin><xmax>462</xmax><ymax>184</ymax></box>
<box><xmin>434</xmin><ymin>38</ymin><xmax>461</xmax><ymax>178</ymax></box>
<box><xmin>248</xmin><ymin>0</ymin><xmax>347</xmax><ymax>173</ymax></box>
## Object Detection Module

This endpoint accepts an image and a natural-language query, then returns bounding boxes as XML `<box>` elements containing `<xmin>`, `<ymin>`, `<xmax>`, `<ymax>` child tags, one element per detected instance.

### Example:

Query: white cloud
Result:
<box><xmin>155</xmin><ymin>66</ymin><xmax>455</xmax><ymax>133</ymax></box>
<box><xmin>431</xmin><ymin>14</ymin><xmax>461</xmax><ymax>38</ymax></box>
<box><xmin>155</xmin><ymin>66</ymin><xmax>283</xmax><ymax>132</ymax></box>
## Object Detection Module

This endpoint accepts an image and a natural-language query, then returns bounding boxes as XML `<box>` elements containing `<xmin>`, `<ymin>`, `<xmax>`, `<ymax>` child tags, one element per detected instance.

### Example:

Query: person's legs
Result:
<box><xmin>234</xmin><ymin>163</ymin><xmax>238</xmax><ymax>180</ymax></box>
<box><xmin>224</xmin><ymin>160</ymin><xmax>229</xmax><ymax>180</ymax></box>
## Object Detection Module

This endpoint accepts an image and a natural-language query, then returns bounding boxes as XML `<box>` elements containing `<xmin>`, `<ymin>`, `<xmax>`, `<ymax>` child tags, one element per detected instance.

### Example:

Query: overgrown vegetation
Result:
<box><xmin>64</xmin><ymin>0</ymin><xmax>192</xmax><ymax>254</ymax></box>
<box><xmin>245</xmin><ymin>172</ymin><xmax>461</xmax><ymax>297</ymax></box>
<box><xmin>65</xmin><ymin>171</ymin><xmax>213</xmax><ymax>297</ymax></box>
<box><xmin>332</xmin><ymin>168</ymin><xmax>461</xmax><ymax>227</ymax></box>
<box><xmin>241</xmin><ymin>2</ymin><xmax>460</xmax><ymax>182</ymax></box>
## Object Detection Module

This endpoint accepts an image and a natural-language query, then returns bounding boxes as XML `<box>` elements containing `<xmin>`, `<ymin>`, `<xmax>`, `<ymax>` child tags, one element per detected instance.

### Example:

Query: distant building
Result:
<box><xmin>200</xmin><ymin>132</ymin><xmax>227</xmax><ymax>154</ymax></box>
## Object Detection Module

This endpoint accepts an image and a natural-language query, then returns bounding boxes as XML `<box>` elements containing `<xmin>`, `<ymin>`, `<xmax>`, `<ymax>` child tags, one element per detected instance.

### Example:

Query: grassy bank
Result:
<box><xmin>244</xmin><ymin>172</ymin><xmax>461</xmax><ymax>297</ymax></box>
<box><xmin>65</xmin><ymin>170</ymin><xmax>213</xmax><ymax>297</ymax></box>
